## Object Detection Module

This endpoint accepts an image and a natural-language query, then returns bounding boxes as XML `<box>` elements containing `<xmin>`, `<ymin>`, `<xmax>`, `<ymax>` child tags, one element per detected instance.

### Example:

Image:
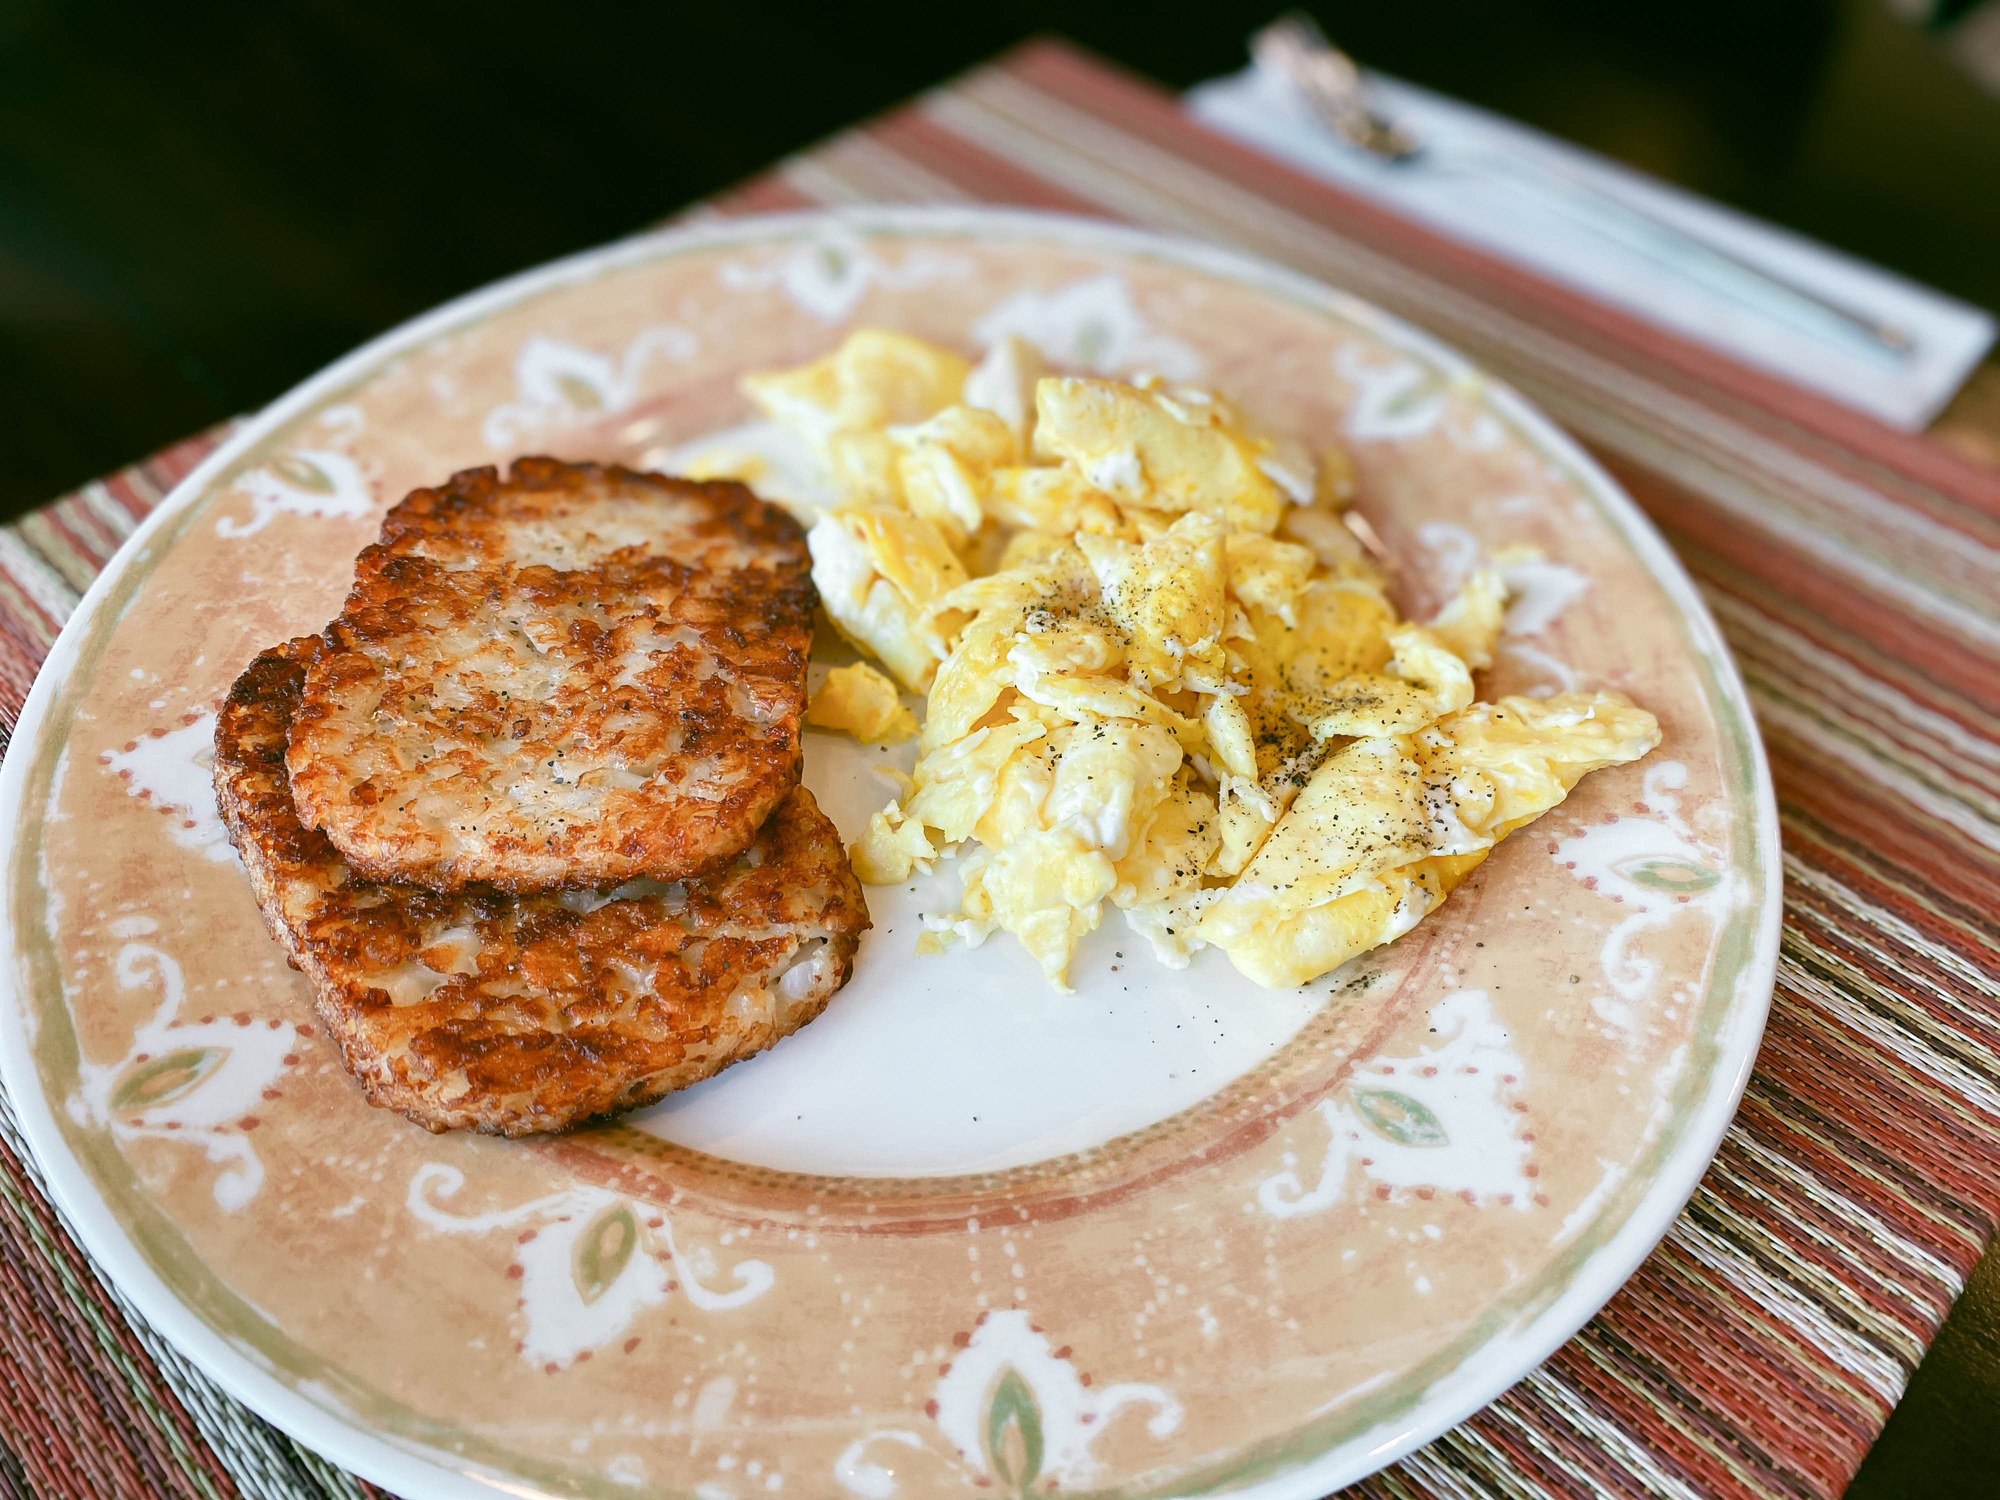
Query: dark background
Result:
<box><xmin>8</xmin><ymin>0</ymin><xmax>2000</xmax><ymax>523</ymax></box>
<box><xmin>4</xmin><ymin>1</ymin><xmax>1999</xmax><ymax>1494</ymax></box>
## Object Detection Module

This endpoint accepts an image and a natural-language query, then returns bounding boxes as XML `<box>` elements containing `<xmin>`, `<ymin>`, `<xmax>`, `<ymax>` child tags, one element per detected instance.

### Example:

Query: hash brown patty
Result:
<box><xmin>219</xmin><ymin>637</ymin><xmax>868</xmax><ymax>1136</ymax></box>
<box><xmin>286</xmin><ymin>458</ymin><xmax>814</xmax><ymax>891</ymax></box>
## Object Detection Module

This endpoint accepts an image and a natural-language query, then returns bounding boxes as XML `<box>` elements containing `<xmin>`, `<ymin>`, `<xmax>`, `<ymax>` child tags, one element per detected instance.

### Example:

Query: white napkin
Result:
<box><xmin>1188</xmin><ymin>64</ymin><xmax>1995</xmax><ymax>430</ymax></box>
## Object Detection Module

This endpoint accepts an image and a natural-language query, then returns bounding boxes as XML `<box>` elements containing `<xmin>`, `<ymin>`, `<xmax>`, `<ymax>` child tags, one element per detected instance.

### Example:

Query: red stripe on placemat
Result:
<box><xmin>1775</xmin><ymin>740</ymin><xmax>2000</xmax><ymax>926</ymax></box>
<box><xmin>0</xmin><ymin>428</ymin><xmax>232</xmax><ymax>754</ymax></box>
<box><xmin>1733</xmin><ymin>1078</ymin><xmax>1985</xmax><ymax>1266</ymax></box>
<box><xmin>867</xmin><ymin>106</ymin><xmax>1109</xmax><ymax>216</ymax></box>
<box><xmin>1613</xmin><ymin>468</ymin><xmax>2000</xmax><ymax>718</ymax></box>
<box><xmin>708</xmin><ymin>175</ymin><xmax>817</xmax><ymax>216</ymax></box>
<box><xmin>0</xmin><ymin>1129</ymin><xmax>238</xmax><ymax>1499</ymax></box>
<box><xmin>1579</xmin><ymin>1303</ymin><xmax>1843</xmax><ymax>1496</ymax></box>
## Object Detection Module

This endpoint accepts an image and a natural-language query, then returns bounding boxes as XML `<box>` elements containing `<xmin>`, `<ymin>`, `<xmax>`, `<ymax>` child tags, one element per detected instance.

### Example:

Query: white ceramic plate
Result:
<box><xmin>0</xmin><ymin>207</ymin><xmax>1778</xmax><ymax>1499</ymax></box>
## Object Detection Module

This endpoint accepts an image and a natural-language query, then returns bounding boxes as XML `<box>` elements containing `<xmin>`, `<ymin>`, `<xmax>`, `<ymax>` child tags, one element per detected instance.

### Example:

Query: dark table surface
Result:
<box><xmin>3</xmin><ymin>1</ymin><xmax>1997</xmax><ymax>1495</ymax></box>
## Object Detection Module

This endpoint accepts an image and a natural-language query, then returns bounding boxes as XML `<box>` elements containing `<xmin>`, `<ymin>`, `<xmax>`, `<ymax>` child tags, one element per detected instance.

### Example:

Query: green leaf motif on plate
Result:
<box><xmin>984</xmin><ymin>1366</ymin><xmax>1044</xmax><ymax>1497</ymax></box>
<box><xmin>111</xmin><ymin>1048</ymin><xmax>227</xmax><ymax>1116</ymax></box>
<box><xmin>1352</xmin><ymin>1088</ymin><xmax>1448</xmax><ymax>1148</ymax></box>
<box><xmin>818</xmin><ymin>246</ymin><xmax>848</xmax><ymax>281</ymax></box>
<box><xmin>268</xmin><ymin>454</ymin><xmax>336</xmax><ymax>494</ymax></box>
<box><xmin>1075</xmin><ymin>320</ymin><xmax>1111</xmax><ymax>368</ymax></box>
<box><xmin>555</xmin><ymin>373</ymin><xmax>604</xmax><ymax>411</ymax></box>
<box><xmin>1611</xmin><ymin>855</ymin><xmax>1719</xmax><ymax>894</ymax></box>
<box><xmin>1383</xmin><ymin>375</ymin><xmax>1442</xmax><ymax>421</ymax></box>
<box><xmin>572</xmin><ymin>1203</ymin><xmax>638</xmax><ymax>1305</ymax></box>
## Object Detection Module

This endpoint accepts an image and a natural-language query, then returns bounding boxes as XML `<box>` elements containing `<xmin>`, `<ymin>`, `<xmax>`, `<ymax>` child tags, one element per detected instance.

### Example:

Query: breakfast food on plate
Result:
<box><xmin>739</xmin><ymin>329</ymin><xmax>1660</xmax><ymax>992</ymax></box>
<box><xmin>286</xmin><ymin>458</ymin><xmax>814</xmax><ymax>892</ymax></box>
<box><xmin>1191</xmin><ymin>694</ymin><xmax>1660</xmax><ymax>987</ymax></box>
<box><xmin>217</xmin><ymin>456</ymin><xmax>863</xmax><ymax>1135</ymax></box>
<box><xmin>805</xmin><ymin>662</ymin><xmax>918</xmax><ymax>745</ymax></box>
<box><xmin>218</xmin><ymin>638</ymin><xmax>867</xmax><ymax>1136</ymax></box>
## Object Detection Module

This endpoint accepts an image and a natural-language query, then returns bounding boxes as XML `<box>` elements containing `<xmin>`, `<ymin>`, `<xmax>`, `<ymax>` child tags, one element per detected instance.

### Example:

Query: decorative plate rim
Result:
<box><xmin>0</xmin><ymin>204</ymin><xmax>1783</xmax><ymax>1500</ymax></box>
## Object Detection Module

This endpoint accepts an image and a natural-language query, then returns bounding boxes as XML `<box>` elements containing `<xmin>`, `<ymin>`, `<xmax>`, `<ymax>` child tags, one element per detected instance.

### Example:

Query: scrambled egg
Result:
<box><xmin>742</xmin><ymin>329</ymin><xmax>1659</xmax><ymax>991</ymax></box>
<box><xmin>1193</xmin><ymin>692</ymin><xmax>1661</xmax><ymax>987</ymax></box>
<box><xmin>806</xmin><ymin>662</ymin><xmax>918</xmax><ymax>745</ymax></box>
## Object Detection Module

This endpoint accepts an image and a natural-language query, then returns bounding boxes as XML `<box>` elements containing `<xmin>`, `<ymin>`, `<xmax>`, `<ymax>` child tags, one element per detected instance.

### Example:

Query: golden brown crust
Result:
<box><xmin>285</xmin><ymin>458</ymin><xmax>814</xmax><ymax>891</ymax></box>
<box><xmin>218</xmin><ymin>638</ymin><xmax>868</xmax><ymax>1137</ymax></box>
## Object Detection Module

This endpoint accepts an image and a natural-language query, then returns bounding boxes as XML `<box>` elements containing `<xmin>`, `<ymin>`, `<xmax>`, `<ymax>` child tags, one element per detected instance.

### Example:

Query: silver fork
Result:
<box><xmin>1253</xmin><ymin>12</ymin><xmax>1915</xmax><ymax>363</ymax></box>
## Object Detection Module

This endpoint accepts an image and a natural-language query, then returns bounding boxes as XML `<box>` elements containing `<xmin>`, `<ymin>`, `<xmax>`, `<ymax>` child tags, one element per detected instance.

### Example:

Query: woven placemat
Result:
<box><xmin>1</xmin><ymin>41</ymin><xmax>1996</xmax><ymax>1500</ymax></box>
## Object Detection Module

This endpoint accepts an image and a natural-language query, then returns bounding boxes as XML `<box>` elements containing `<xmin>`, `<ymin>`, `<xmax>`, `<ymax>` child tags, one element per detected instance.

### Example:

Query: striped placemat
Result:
<box><xmin>2</xmin><ymin>39</ymin><xmax>1996</xmax><ymax>1500</ymax></box>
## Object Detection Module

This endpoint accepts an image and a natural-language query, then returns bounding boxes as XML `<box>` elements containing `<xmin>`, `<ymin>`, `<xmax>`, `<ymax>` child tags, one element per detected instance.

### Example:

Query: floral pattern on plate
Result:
<box><xmin>0</xmin><ymin>209</ymin><xmax>1775</xmax><ymax>1500</ymax></box>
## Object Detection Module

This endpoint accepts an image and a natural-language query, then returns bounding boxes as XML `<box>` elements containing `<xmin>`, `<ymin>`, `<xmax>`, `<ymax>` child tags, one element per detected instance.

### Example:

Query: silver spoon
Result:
<box><xmin>1252</xmin><ymin>12</ymin><xmax>1916</xmax><ymax>363</ymax></box>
